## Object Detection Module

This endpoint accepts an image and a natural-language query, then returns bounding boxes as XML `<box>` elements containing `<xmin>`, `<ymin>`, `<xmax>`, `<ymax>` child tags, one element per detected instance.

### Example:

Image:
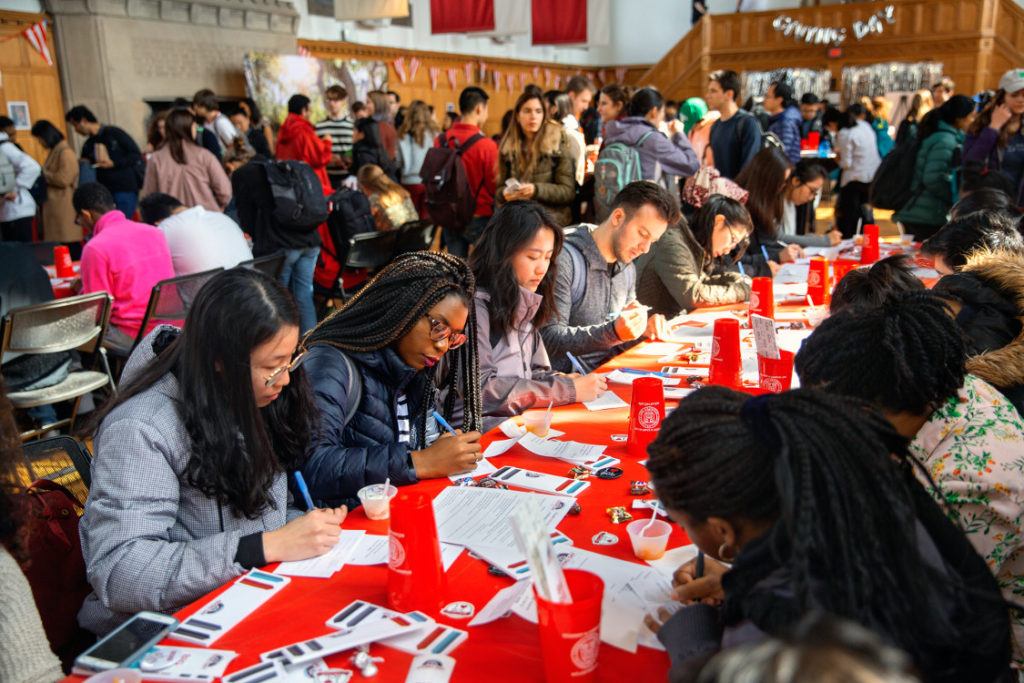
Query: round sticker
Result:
<box><xmin>711</xmin><ymin>338</ymin><xmax>721</xmax><ymax>360</ymax></box>
<box><xmin>637</xmin><ymin>405</ymin><xmax>661</xmax><ymax>429</ymax></box>
<box><xmin>610</xmin><ymin>434</ymin><xmax>627</xmax><ymax>442</ymax></box>
<box><xmin>749</xmin><ymin>291</ymin><xmax>760</xmax><ymax>310</ymax></box>
<box><xmin>596</xmin><ymin>467</ymin><xmax>624</xmax><ymax>480</ymax></box>
<box><xmin>388</xmin><ymin>534</ymin><xmax>406</xmax><ymax>569</ymax></box>
<box><xmin>762</xmin><ymin>377</ymin><xmax>783</xmax><ymax>393</ymax></box>
<box><xmin>808</xmin><ymin>270</ymin><xmax>821</xmax><ymax>287</ymax></box>
<box><xmin>591</xmin><ymin>531</ymin><xmax>619</xmax><ymax>546</ymax></box>
<box><xmin>570</xmin><ymin>628</ymin><xmax>601</xmax><ymax>672</ymax></box>
<box><xmin>441</xmin><ymin>601</ymin><xmax>475</xmax><ymax>619</ymax></box>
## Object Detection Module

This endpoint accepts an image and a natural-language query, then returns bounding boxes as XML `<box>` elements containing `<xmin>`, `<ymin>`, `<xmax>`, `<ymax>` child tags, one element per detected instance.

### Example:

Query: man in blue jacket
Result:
<box><xmin>764</xmin><ymin>81</ymin><xmax>803</xmax><ymax>165</ymax></box>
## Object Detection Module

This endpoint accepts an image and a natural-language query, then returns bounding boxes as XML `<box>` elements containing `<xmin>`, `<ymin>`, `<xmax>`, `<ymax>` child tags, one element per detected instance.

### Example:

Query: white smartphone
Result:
<box><xmin>73</xmin><ymin>611</ymin><xmax>179</xmax><ymax>674</ymax></box>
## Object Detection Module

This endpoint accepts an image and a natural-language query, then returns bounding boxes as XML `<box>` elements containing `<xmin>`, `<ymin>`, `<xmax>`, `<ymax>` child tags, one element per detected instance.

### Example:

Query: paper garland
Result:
<box><xmin>429</xmin><ymin>66</ymin><xmax>440</xmax><ymax>91</ymax></box>
<box><xmin>447</xmin><ymin>67</ymin><xmax>459</xmax><ymax>91</ymax></box>
<box><xmin>464</xmin><ymin>61</ymin><xmax>474</xmax><ymax>84</ymax></box>
<box><xmin>615</xmin><ymin>67</ymin><xmax>627</xmax><ymax>83</ymax></box>
<box><xmin>408</xmin><ymin>56</ymin><xmax>421</xmax><ymax>82</ymax></box>
<box><xmin>393</xmin><ymin>56</ymin><xmax>407</xmax><ymax>83</ymax></box>
<box><xmin>506</xmin><ymin>72</ymin><xmax>516</xmax><ymax>92</ymax></box>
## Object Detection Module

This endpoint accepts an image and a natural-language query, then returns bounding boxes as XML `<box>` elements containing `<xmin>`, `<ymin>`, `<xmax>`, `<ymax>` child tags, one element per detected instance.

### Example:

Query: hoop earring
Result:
<box><xmin>718</xmin><ymin>543</ymin><xmax>737</xmax><ymax>563</ymax></box>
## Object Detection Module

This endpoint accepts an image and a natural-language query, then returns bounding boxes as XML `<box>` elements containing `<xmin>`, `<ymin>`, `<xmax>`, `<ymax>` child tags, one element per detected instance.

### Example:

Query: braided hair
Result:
<box><xmin>304</xmin><ymin>251</ymin><xmax>482</xmax><ymax>439</ymax></box>
<box><xmin>796</xmin><ymin>291</ymin><xmax>965</xmax><ymax>416</ymax></box>
<box><xmin>647</xmin><ymin>386</ymin><xmax>960</xmax><ymax>671</ymax></box>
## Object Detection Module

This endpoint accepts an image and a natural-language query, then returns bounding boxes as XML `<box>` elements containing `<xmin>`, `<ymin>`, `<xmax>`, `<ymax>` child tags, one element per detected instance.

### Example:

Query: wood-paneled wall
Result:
<box><xmin>0</xmin><ymin>10</ymin><xmax>65</xmax><ymax>165</ymax></box>
<box><xmin>299</xmin><ymin>39</ymin><xmax>649</xmax><ymax>137</ymax></box>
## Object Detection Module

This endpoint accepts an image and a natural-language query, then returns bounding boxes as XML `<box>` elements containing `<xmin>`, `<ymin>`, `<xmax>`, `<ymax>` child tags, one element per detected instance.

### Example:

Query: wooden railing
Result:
<box><xmin>637</xmin><ymin>0</ymin><xmax>1024</xmax><ymax>102</ymax></box>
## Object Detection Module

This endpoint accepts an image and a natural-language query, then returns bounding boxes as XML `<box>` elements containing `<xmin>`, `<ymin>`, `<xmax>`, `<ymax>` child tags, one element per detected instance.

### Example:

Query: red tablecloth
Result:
<box><xmin>45</xmin><ymin>262</ymin><xmax>80</xmax><ymax>299</ymax></box>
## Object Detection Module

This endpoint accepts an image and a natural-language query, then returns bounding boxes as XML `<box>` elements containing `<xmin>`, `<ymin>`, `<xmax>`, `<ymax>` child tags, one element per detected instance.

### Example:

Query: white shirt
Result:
<box><xmin>0</xmin><ymin>133</ymin><xmax>40</xmax><ymax>222</ymax></box>
<box><xmin>836</xmin><ymin>120</ymin><xmax>882</xmax><ymax>187</ymax></box>
<box><xmin>209</xmin><ymin>113</ymin><xmax>241</xmax><ymax>152</ymax></box>
<box><xmin>158</xmin><ymin>206</ymin><xmax>252</xmax><ymax>276</ymax></box>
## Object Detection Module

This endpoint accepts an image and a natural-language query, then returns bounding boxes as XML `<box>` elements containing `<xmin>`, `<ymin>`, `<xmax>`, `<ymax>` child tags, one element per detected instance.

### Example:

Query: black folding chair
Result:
<box><xmin>393</xmin><ymin>220</ymin><xmax>437</xmax><ymax>257</ymax></box>
<box><xmin>238</xmin><ymin>252</ymin><xmax>286</xmax><ymax>280</ymax></box>
<box><xmin>20</xmin><ymin>435</ymin><xmax>93</xmax><ymax>505</ymax></box>
<box><xmin>340</xmin><ymin>231</ymin><xmax>399</xmax><ymax>299</ymax></box>
<box><xmin>131</xmin><ymin>268</ymin><xmax>224</xmax><ymax>350</ymax></box>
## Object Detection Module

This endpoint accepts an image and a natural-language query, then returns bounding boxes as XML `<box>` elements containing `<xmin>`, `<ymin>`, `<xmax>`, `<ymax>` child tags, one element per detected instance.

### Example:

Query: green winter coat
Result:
<box><xmin>894</xmin><ymin>121</ymin><xmax>964</xmax><ymax>229</ymax></box>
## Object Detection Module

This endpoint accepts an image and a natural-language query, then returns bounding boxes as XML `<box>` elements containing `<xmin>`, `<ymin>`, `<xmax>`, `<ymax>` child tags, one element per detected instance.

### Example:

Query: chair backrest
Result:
<box><xmin>345</xmin><ymin>230</ymin><xmax>398</xmax><ymax>270</ymax></box>
<box><xmin>1</xmin><ymin>292</ymin><xmax>112</xmax><ymax>358</ymax></box>
<box><xmin>393</xmin><ymin>220</ymin><xmax>436</xmax><ymax>257</ymax></box>
<box><xmin>20</xmin><ymin>435</ymin><xmax>93</xmax><ymax>504</ymax></box>
<box><xmin>134</xmin><ymin>267</ymin><xmax>223</xmax><ymax>347</ymax></box>
<box><xmin>239</xmin><ymin>252</ymin><xmax>286</xmax><ymax>280</ymax></box>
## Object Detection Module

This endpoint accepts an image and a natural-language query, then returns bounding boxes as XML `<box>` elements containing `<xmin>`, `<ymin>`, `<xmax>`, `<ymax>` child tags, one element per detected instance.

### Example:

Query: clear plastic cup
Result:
<box><xmin>626</xmin><ymin>518</ymin><xmax>672</xmax><ymax>561</ymax></box>
<box><xmin>357</xmin><ymin>483</ymin><xmax>398</xmax><ymax>520</ymax></box>
<box><xmin>900</xmin><ymin>233</ymin><xmax>914</xmax><ymax>246</ymax></box>
<box><xmin>522</xmin><ymin>409</ymin><xmax>551</xmax><ymax>437</ymax></box>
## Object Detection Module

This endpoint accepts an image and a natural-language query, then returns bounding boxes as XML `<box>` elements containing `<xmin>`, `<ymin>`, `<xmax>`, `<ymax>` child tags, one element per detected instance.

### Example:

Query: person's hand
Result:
<box><xmin>412</xmin><ymin>430</ymin><xmax>482</xmax><ymax>479</ymax></box>
<box><xmin>643</xmin><ymin>606</ymin><xmax>676</xmax><ymax>635</ymax></box>
<box><xmin>572</xmin><ymin>373</ymin><xmax>608</xmax><ymax>403</ymax></box>
<box><xmin>827</xmin><ymin>229</ymin><xmax>843</xmax><ymax>246</ymax></box>
<box><xmin>644</xmin><ymin>313</ymin><xmax>670</xmax><ymax>341</ymax></box>
<box><xmin>2</xmin><ymin>191</ymin><xmax>15</xmax><ymax>202</ymax></box>
<box><xmin>262</xmin><ymin>506</ymin><xmax>347</xmax><ymax>563</ymax></box>
<box><xmin>517</xmin><ymin>183</ymin><xmax>536</xmax><ymax>199</ymax></box>
<box><xmin>990</xmin><ymin>103</ymin><xmax>1013</xmax><ymax>131</ymax></box>
<box><xmin>613</xmin><ymin>303</ymin><xmax>649</xmax><ymax>342</ymax></box>
<box><xmin>93</xmin><ymin>159</ymin><xmax>114</xmax><ymax>169</ymax></box>
<box><xmin>672</xmin><ymin>555</ymin><xmax>728</xmax><ymax>605</ymax></box>
<box><xmin>767</xmin><ymin>260</ymin><xmax>781</xmax><ymax>277</ymax></box>
<box><xmin>778</xmin><ymin>244</ymin><xmax>804</xmax><ymax>263</ymax></box>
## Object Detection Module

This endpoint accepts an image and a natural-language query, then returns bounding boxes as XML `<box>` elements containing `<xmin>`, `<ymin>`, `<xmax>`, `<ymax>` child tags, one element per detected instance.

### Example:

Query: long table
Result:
<box><xmin>66</xmin><ymin>241</ymin><xmax>929</xmax><ymax>682</ymax></box>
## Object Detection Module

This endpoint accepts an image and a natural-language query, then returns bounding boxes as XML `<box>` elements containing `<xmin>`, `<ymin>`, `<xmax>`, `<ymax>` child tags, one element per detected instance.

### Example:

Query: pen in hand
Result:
<box><xmin>431</xmin><ymin>410</ymin><xmax>459</xmax><ymax>436</ymax></box>
<box><xmin>294</xmin><ymin>471</ymin><xmax>315</xmax><ymax>511</ymax></box>
<box><xmin>566</xmin><ymin>352</ymin><xmax>588</xmax><ymax>376</ymax></box>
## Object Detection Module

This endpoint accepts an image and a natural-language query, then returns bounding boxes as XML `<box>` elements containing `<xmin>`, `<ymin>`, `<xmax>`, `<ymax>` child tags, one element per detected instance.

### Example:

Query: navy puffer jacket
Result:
<box><xmin>302</xmin><ymin>344</ymin><xmax>423</xmax><ymax>509</ymax></box>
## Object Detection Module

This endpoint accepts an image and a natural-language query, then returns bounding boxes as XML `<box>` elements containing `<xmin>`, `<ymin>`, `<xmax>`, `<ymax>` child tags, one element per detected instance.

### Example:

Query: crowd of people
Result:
<box><xmin>1</xmin><ymin>61</ymin><xmax>1024</xmax><ymax>683</ymax></box>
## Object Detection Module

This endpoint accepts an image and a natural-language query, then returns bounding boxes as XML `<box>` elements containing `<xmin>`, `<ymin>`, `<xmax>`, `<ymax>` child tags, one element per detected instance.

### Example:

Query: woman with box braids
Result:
<box><xmin>644</xmin><ymin>386</ymin><xmax>1011</xmax><ymax>682</ymax></box>
<box><xmin>300</xmin><ymin>251</ymin><xmax>484</xmax><ymax>508</ymax></box>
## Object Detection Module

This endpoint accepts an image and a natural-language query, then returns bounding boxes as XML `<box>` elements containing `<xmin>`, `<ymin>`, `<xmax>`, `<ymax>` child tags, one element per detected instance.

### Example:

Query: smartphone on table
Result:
<box><xmin>73</xmin><ymin>611</ymin><xmax>179</xmax><ymax>675</ymax></box>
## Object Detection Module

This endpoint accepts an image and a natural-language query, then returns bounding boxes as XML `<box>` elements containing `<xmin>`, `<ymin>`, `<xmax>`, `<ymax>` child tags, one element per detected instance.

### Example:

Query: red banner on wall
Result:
<box><xmin>531</xmin><ymin>0</ymin><xmax>586</xmax><ymax>45</ymax></box>
<box><xmin>431</xmin><ymin>0</ymin><xmax>495</xmax><ymax>34</ymax></box>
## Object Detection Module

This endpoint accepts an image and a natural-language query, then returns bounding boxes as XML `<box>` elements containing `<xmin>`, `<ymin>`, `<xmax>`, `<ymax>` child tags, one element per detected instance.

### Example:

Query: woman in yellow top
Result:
<box><xmin>357</xmin><ymin>164</ymin><xmax>418</xmax><ymax>232</ymax></box>
<box><xmin>497</xmin><ymin>90</ymin><xmax>576</xmax><ymax>227</ymax></box>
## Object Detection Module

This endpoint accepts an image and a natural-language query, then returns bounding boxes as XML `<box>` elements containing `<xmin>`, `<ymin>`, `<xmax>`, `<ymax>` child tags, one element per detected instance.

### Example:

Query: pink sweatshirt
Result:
<box><xmin>80</xmin><ymin>211</ymin><xmax>175</xmax><ymax>338</ymax></box>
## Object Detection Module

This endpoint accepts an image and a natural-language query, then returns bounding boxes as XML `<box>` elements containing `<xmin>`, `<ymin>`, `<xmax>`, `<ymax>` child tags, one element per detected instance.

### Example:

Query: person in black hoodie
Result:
<box><xmin>65</xmin><ymin>105</ymin><xmax>142</xmax><ymax>218</ymax></box>
<box><xmin>644</xmin><ymin>387</ymin><xmax>1012</xmax><ymax>683</ymax></box>
<box><xmin>351</xmin><ymin>117</ymin><xmax>398</xmax><ymax>182</ymax></box>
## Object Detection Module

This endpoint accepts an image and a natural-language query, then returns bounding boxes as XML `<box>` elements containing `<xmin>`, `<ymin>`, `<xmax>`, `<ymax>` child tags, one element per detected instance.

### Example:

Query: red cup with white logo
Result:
<box><xmin>54</xmin><ymin>245</ymin><xmax>74</xmax><ymax>278</ymax></box>
<box><xmin>757</xmin><ymin>349</ymin><xmax>795</xmax><ymax>393</ymax></box>
<box><xmin>748</xmin><ymin>276</ymin><xmax>775</xmax><ymax>321</ymax></box>
<box><xmin>832</xmin><ymin>259</ymin><xmax>859</xmax><ymax>290</ymax></box>
<box><xmin>388</xmin><ymin>492</ymin><xmax>445</xmax><ymax>614</ymax></box>
<box><xmin>708</xmin><ymin>318</ymin><xmax>742</xmax><ymax>388</ymax></box>
<box><xmin>861</xmin><ymin>224</ymin><xmax>880</xmax><ymax>264</ymax></box>
<box><xmin>627</xmin><ymin>377</ymin><xmax>664</xmax><ymax>458</ymax></box>
<box><xmin>806</xmin><ymin>256</ymin><xmax>830</xmax><ymax>306</ymax></box>
<box><xmin>534</xmin><ymin>569</ymin><xmax>604</xmax><ymax>683</ymax></box>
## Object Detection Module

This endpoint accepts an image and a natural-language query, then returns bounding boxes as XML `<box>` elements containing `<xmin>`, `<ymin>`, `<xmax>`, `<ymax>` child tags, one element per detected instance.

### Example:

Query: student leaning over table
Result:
<box><xmin>635</xmin><ymin>194</ymin><xmax>753</xmax><ymax>319</ymax></box>
<box><xmin>469</xmin><ymin>201</ymin><xmax>609</xmax><ymax>431</ymax></box>
<box><xmin>78</xmin><ymin>269</ymin><xmax>346</xmax><ymax>636</ymax></box>
<box><xmin>541</xmin><ymin>181</ymin><xmax>679</xmax><ymax>374</ymax></box>
<box><xmin>796</xmin><ymin>292</ymin><xmax>1024</xmax><ymax>665</ymax></box>
<box><xmin>643</xmin><ymin>388</ymin><xmax>1013</xmax><ymax>683</ymax></box>
<box><xmin>300</xmin><ymin>252</ymin><xmax>484</xmax><ymax>510</ymax></box>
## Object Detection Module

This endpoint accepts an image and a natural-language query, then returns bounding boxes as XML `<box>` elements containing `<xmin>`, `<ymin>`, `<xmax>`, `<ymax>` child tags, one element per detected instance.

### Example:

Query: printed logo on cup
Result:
<box><xmin>808</xmin><ymin>270</ymin><xmax>821</xmax><ymax>287</ymax></box>
<box><xmin>637</xmin><ymin>405</ymin><xmax>661</xmax><ymax>430</ymax></box>
<box><xmin>762</xmin><ymin>377</ymin><xmax>783</xmax><ymax>393</ymax></box>
<box><xmin>388</xmin><ymin>532</ymin><xmax>406</xmax><ymax>570</ymax></box>
<box><xmin>749</xmin><ymin>291</ymin><xmax>760</xmax><ymax>310</ymax></box>
<box><xmin>569</xmin><ymin>628</ymin><xmax>601</xmax><ymax>673</ymax></box>
<box><xmin>711</xmin><ymin>338</ymin><xmax>721</xmax><ymax>360</ymax></box>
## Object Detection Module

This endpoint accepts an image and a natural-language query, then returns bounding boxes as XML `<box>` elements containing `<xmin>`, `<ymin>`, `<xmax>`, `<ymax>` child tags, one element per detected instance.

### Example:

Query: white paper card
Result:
<box><xmin>171</xmin><ymin>570</ymin><xmax>290</xmax><ymax>646</ymax></box>
<box><xmin>405</xmin><ymin>654</ymin><xmax>456</xmax><ymax>683</ymax></box>
<box><xmin>470</xmin><ymin>581</ymin><xmax>532</xmax><ymax>626</ymax></box>
<box><xmin>489</xmin><ymin>465</ymin><xmax>590</xmax><ymax>496</ymax></box>
<box><xmin>137</xmin><ymin>646</ymin><xmax>237</xmax><ymax>681</ymax></box>
<box><xmin>583</xmin><ymin>391</ymin><xmax>629</xmax><ymax>411</ymax></box>
<box><xmin>633</xmin><ymin>342</ymin><xmax>684</xmax><ymax>356</ymax></box>
<box><xmin>751</xmin><ymin>314</ymin><xmax>780</xmax><ymax>360</ymax></box>
<box><xmin>448</xmin><ymin>457</ymin><xmax>498</xmax><ymax>481</ymax></box>
<box><xmin>516</xmin><ymin>432</ymin><xmax>607</xmax><ymax>463</ymax></box>
<box><xmin>347</xmin><ymin>534</ymin><xmax>388</xmax><ymax>565</ymax></box>
<box><xmin>275</xmin><ymin>530</ymin><xmax>366</xmax><ymax>578</ymax></box>
<box><xmin>432</xmin><ymin>487</ymin><xmax>573</xmax><ymax>548</ymax></box>
<box><xmin>482</xmin><ymin>438</ymin><xmax>518</xmax><ymax>458</ymax></box>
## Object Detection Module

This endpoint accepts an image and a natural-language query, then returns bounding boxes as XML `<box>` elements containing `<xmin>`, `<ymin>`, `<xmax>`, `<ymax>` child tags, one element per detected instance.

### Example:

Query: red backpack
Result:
<box><xmin>421</xmin><ymin>132</ymin><xmax>484</xmax><ymax>234</ymax></box>
<box><xmin>19</xmin><ymin>480</ymin><xmax>93</xmax><ymax>668</ymax></box>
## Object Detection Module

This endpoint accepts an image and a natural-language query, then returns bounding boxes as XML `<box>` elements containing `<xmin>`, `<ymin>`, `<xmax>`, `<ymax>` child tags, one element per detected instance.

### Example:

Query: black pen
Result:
<box><xmin>695</xmin><ymin>551</ymin><xmax>705</xmax><ymax>579</ymax></box>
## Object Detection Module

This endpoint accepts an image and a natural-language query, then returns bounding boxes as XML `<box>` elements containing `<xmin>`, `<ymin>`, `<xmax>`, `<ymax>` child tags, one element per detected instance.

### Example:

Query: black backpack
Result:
<box><xmin>421</xmin><ymin>132</ymin><xmax>484</xmax><ymax>234</ymax></box>
<box><xmin>260</xmin><ymin>159</ymin><xmax>329</xmax><ymax>232</ymax></box>
<box><xmin>323</xmin><ymin>186</ymin><xmax>375</xmax><ymax>264</ymax></box>
<box><xmin>869</xmin><ymin>135</ymin><xmax>922</xmax><ymax>211</ymax></box>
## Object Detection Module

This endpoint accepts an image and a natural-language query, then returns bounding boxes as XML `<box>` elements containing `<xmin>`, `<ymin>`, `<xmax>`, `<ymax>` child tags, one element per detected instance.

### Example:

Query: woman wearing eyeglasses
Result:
<box><xmin>636</xmin><ymin>194</ymin><xmax>754</xmax><ymax>318</ymax></box>
<box><xmin>300</xmin><ymin>251</ymin><xmax>484</xmax><ymax>510</ymax></box>
<box><xmin>78</xmin><ymin>269</ymin><xmax>346</xmax><ymax>636</ymax></box>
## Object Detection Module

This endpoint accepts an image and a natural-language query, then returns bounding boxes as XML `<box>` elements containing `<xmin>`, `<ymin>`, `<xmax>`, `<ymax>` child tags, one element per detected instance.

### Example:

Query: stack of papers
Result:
<box><xmin>583</xmin><ymin>391</ymin><xmax>630</xmax><ymax>411</ymax></box>
<box><xmin>275</xmin><ymin>530</ymin><xmax>365</xmax><ymax>578</ymax></box>
<box><xmin>479</xmin><ymin>428</ymin><xmax>616</xmax><ymax>471</ymax></box>
<box><xmin>432</xmin><ymin>487</ymin><xmax>573</xmax><ymax>549</ymax></box>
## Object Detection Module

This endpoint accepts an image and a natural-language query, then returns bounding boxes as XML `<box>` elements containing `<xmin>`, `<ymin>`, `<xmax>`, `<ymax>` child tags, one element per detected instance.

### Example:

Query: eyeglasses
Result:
<box><xmin>726</xmin><ymin>225</ymin><xmax>748</xmax><ymax>249</ymax></box>
<box><xmin>426</xmin><ymin>315</ymin><xmax>467</xmax><ymax>350</ymax></box>
<box><xmin>264</xmin><ymin>350</ymin><xmax>307</xmax><ymax>388</ymax></box>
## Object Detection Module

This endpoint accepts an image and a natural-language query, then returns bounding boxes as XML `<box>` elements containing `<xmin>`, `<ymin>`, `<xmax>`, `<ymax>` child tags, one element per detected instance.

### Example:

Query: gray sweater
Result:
<box><xmin>0</xmin><ymin>547</ymin><xmax>62</xmax><ymax>682</ymax></box>
<box><xmin>541</xmin><ymin>226</ymin><xmax>635</xmax><ymax>373</ymax></box>
<box><xmin>79</xmin><ymin>329</ymin><xmax>298</xmax><ymax>635</ymax></box>
<box><xmin>475</xmin><ymin>287</ymin><xmax>575</xmax><ymax>431</ymax></box>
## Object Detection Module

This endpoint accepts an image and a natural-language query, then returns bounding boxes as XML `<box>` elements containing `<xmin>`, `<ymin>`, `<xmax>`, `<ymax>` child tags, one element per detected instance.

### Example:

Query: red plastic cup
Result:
<box><xmin>808</xmin><ymin>131</ymin><xmax>821</xmax><ymax>149</ymax></box>
<box><xmin>627</xmin><ymin>377</ymin><xmax>665</xmax><ymax>458</ymax></box>
<box><xmin>832</xmin><ymin>259</ymin><xmax>859</xmax><ymax>289</ymax></box>
<box><xmin>54</xmin><ymin>245</ymin><xmax>74</xmax><ymax>277</ymax></box>
<box><xmin>387</xmin><ymin>492</ymin><xmax>446</xmax><ymax>614</ymax></box>
<box><xmin>534</xmin><ymin>569</ymin><xmax>604</xmax><ymax>683</ymax></box>
<box><xmin>708</xmin><ymin>318</ymin><xmax>742</xmax><ymax>388</ymax></box>
<box><xmin>748</xmin><ymin>276</ymin><xmax>775</xmax><ymax>321</ymax></box>
<box><xmin>861</xmin><ymin>224</ymin><xmax>880</xmax><ymax>264</ymax></box>
<box><xmin>806</xmin><ymin>256</ymin><xmax>830</xmax><ymax>306</ymax></box>
<box><xmin>757</xmin><ymin>349</ymin><xmax>795</xmax><ymax>393</ymax></box>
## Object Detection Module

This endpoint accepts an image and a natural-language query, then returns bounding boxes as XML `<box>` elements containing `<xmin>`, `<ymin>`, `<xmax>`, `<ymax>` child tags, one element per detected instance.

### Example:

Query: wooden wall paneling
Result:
<box><xmin>0</xmin><ymin>10</ymin><xmax>65</xmax><ymax>166</ymax></box>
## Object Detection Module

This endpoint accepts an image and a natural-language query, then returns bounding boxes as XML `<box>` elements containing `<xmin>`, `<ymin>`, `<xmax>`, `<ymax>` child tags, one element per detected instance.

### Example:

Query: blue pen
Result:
<box><xmin>566</xmin><ymin>352</ymin><xmax>588</xmax><ymax>375</ymax></box>
<box><xmin>431</xmin><ymin>410</ymin><xmax>459</xmax><ymax>436</ymax></box>
<box><xmin>294</xmin><ymin>471</ymin><xmax>315</xmax><ymax>511</ymax></box>
<box><xmin>620</xmin><ymin>367</ymin><xmax>671</xmax><ymax>379</ymax></box>
<box><xmin>737</xmin><ymin>261</ymin><xmax>746</xmax><ymax>276</ymax></box>
<box><xmin>760</xmin><ymin>245</ymin><xmax>771</xmax><ymax>263</ymax></box>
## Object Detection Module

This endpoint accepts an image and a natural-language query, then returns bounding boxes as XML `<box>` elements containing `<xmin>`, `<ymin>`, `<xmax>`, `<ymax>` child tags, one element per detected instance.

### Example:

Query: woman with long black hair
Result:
<box><xmin>301</xmin><ymin>251</ymin><xmax>484</xmax><ymax>509</ymax></box>
<box><xmin>644</xmin><ymin>387</ymin><xmax>1012</xmax><ymax>682</ymax></box>
<box><xmin>733</xmin><ymin>147</ymin><xmax>804</xmax><ymax>277</ymax></box>
<box><xmin>78</xmin><ymin>268</ymin><xmax>344</xmax><ymax>636</ymax></box>
<box><xmin>470</xmin><ymin>201</ymin><xmax>607</xmax><ymax>430</ymax></box>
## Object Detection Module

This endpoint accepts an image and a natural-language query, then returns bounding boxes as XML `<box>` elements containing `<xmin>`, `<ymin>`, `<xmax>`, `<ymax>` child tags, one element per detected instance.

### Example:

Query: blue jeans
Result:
<box><xmin>112</xmin><ymin>191</ymin><xmax>138</xmax><ymax>219</ymax></box>
<box><xmin>280</xmin><ymin>246</ymin><xmax>320</xmax><ymax>334</ymax></box>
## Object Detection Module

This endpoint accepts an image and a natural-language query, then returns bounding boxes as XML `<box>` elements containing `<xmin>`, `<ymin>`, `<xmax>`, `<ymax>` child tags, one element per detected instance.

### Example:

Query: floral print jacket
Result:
<box><xmin>910</xmin><ymin>374</ymin><xmax>1024</xmax><ymax>662</ymax></box>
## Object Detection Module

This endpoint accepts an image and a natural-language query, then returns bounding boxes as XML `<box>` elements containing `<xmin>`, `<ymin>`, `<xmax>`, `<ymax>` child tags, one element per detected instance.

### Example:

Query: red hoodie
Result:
<box><xmin>276</xmin><ymin>113</ymin><xmax>333</xmax><ymax>195</ymax></box>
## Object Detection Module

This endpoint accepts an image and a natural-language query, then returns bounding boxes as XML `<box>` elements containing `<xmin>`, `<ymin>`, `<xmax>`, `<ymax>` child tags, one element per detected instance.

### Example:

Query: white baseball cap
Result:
<box><xmin>998</xmin><ymin>68</ymin><xmax>1024</xmax><ymax>94</ymax></box>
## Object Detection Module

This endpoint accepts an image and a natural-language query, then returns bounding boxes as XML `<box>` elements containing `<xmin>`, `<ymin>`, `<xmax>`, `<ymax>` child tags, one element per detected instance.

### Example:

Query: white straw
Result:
<box><xmin>642</xmin><ymin>505</ymin><xmax>658</xmax><ymax>533</ymax></box>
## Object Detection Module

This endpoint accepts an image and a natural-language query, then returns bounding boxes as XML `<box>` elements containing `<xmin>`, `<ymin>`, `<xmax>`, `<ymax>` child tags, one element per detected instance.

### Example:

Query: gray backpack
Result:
<box><xmin>0</xmin><ymin>149</ymin><xmax>16</xmax><ymax>196</ymax></box>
